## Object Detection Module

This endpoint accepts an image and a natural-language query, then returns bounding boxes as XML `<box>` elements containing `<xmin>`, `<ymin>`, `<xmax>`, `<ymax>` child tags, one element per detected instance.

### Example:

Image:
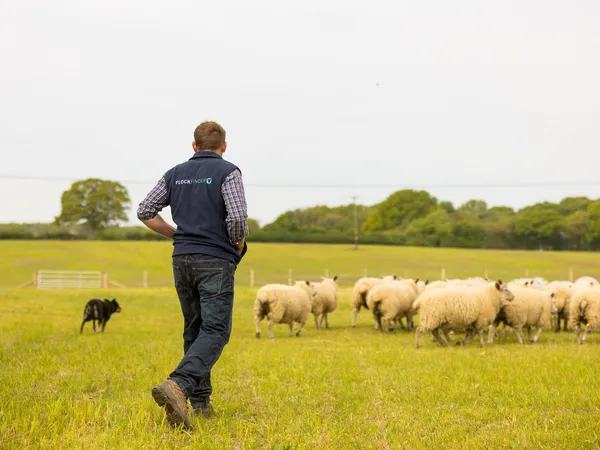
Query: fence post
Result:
<box><xmin>102</xmin><ymin>272</ymin><xmax>109</xmax><ymax>289</ymax></box>
<box><xmin>32</xmin><ymin>272</ymin><xmax>37</xmax><ymax>288</ymax></box>
<box><xmin>142</xmin><ymin>271</ymin><xmax>148</xmax><ymax>288</ymax></box>
<box><xmin>441</xmin><ymin>268</ymin><xmax>446</xmax><ymax>281</ymax></box>
<box><xmin>250</xmin><ymin>269</ymin><xmax>255</xmax><ymax>287</ymax></box>
<box><xmin>484</xmin><ymin>268</ymin><xmax>489</xmax><ymax>280</ymax></box>
<box><xmin>288</xmin><ymin>269</ymin><xmax>293</xmax><ymax>286</ymax></box>
<box><xmin>569</xmin><ymin>267</ymin><xmax>574</xmax><ymax>282</ymax></box>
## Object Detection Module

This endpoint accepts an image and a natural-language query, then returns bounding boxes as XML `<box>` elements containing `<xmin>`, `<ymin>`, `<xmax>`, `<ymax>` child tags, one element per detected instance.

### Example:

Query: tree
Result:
<box><xmin>457</xmin><ymin>199</ymin><xmax>488</xmax><ymax>219</ymax></box>
<box><xmin>511</xmin><ymin>204</ymin><xmax>565</xmax><ymax>250</ymax></box>
<box><xmin>362</xmin><ymin>190</ymin><xmax>438</xmax><ymax>232</ymax></box>
<box><xmin>404</xmin><ymin>209</ymin><xmax>452</xmax><ymax>247</ymax></box>
<box><xmin>586</xmin><ymin>200</ymin><xmax>600</xmax><ymax>250</ymax></box>
<box><xmin>55</xmin><ymin>178</ymin><xmax>130</xmax><ymax>237</ymax></box>
<box><xmin>247</xmin><ymin>218</ymin><xmax>262</xmax><ymax>235</ymax></box>
<box><xmin>559</xmin><ymin>197</ymin><xmax>592</xmax><ymax>216</ymax></box>
<box><xmin>439</xmin><ymin>201</ymin><xmax>455</xmax><ymax>214</ymax></box>
<box><xmin>564</xmin><ymin>211</ymin><xmax>590</xmax><ymax>250</ymax></box>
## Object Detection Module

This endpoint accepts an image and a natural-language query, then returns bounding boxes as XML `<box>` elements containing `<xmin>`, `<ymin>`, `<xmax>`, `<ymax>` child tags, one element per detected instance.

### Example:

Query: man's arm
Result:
<box><xmin>222</xmin><ymin>169</ymin><xmax>249</xmax><ymax>254</ymax></box>
<box><xmin>137</xmin><ymin>177</ymin><xmax>176</xmax><ymax>240</ymax></box>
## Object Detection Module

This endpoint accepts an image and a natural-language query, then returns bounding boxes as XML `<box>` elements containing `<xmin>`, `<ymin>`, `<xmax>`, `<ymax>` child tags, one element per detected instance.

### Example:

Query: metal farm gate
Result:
<box><xmin>36</xmin><ymin>270</ymin><xmax>104</xmax><ymax>289</ymax></box>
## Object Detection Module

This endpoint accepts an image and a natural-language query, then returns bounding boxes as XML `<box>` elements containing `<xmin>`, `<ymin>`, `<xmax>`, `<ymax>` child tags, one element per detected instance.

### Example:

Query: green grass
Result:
<box><xmin>2</xmin><ymin>241</ymin><xmax>600</xmax><ymax>448</ymax></box>
<box><xmin>2</xmin><ymin>241</ymin><xmax>600</xmax><ymax>288</ymax></box>
<box><xmin>2</xmin><ymin>285</ymin><xmax>600</xmax><ymax>449</ymax></box>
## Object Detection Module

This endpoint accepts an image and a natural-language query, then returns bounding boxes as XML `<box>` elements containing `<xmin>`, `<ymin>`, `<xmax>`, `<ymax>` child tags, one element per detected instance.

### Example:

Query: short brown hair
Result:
<box><xmin>194</xmin><ymin>121</ymin><xmax>226</xmax><ymax>150</ymax></box>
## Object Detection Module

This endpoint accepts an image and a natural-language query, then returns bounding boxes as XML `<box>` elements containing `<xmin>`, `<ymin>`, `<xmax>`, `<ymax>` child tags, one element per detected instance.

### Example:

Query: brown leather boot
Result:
<box><xmin>151</xmin><ymin>380</ymin><xmax>192</xmax><ymax>429</ymax></box>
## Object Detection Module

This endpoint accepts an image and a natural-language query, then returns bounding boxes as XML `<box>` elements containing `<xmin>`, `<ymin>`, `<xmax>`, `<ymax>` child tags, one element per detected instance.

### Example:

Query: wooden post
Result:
<box><xmin>288</xmin><ymin>269</ymin><xmax>292</xmax><ymax>286</ymax></box>
<box><xmin>102</xmin><ymin>272</ymin><xmax>109</xmax><ymax>289</ymax></box>
<box><xmin>32</xmin><ymin>272</ymin><xmax>37</xmax><ymax>288</ymax></box>
<box><xmin>569</xmin><ymin>267</ymin><xmax>574</xmax><ymax>282</ymax></box>
<box><xmin>484</xmin><ymin>268</ymin><xmax>489</xmax><ymax>280</ymax></box>
<box><xmin>142</xmin><ymin>271</ymin><xmax>148</xmax><ymax>288</ymax></box>
<box><xmin>250</xmin><ymin>269</ymin><xmax>255</xmax><ymax>287</ymax></box>
<box><xmin>441</xmin><ymin>268</ymin><xmax>446</xmax><ymax>281</ymax></box>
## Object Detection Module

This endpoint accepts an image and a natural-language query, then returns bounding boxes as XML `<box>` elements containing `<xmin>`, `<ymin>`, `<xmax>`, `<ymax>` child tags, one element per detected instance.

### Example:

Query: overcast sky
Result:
<box><xmin>2</xmin><ymin>0</ymin><xmax>599</xmax><ymax>227</ymax></box>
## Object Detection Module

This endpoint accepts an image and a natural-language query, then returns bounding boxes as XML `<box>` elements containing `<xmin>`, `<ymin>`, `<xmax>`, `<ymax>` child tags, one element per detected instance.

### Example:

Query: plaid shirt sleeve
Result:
<box><xmin>137</xmin><ymin>177</ymin><xmax>169</xmax><ymax>221</ymax></box>
<box><xmin>222</xmin><ymin>169</ymin><xmax>249</xmax><ymax>244</ymax></box>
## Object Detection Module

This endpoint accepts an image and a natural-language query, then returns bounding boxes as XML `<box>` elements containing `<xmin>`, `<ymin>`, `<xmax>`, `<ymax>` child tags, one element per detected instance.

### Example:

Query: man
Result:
<box><xmin>137</xmin><ymin>121</ymin><xmax>248</xmax><ymax>429</ymax></box>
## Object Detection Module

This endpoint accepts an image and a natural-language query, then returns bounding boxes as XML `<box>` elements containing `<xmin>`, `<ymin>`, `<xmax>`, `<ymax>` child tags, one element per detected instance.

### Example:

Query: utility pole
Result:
<box><xmin>352</xmin><ymin>195</ymin><xmax>358</xmax><ymax>250</ymax></box>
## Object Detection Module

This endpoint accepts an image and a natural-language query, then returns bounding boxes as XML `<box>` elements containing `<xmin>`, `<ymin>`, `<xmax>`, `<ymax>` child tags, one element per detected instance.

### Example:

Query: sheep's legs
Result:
<box><xmin>578</xmin><ymin>324</ymin><xmax>591</xmax><ymax>344</ymax></box>
<box><xmin>254</xmin><ymin>316</ymin><xmax>262</xmax><ymax>338</ymax></box>
<box><xmin>457</xmin><ymin>327</ymin><xmax>476</xmax><ymax>346</ymax></box>
<box><xmin>514</xmin><ymin>327</ymin><xmax>524</xmax><ymax>344</ymax></box>
<box><xmin>487</xmin><ymin>324</ymin><xmax>497</xmax><ymax>344</ymax></box>
<box><xmin>288</xmin><ymin>323</ymin><xmax>294</xmax><ymax>336</ymax></box>
<box><xmin>352</xmin><ymin>307</ymin><xmax>359</xmax><ymax>328</ymax></box>
<box><xmin>415</xmin><ymin>327</ymin><xmax>424</xmax><ymax>349</ymax></box>
<box><xmin>531</xmin><ymin>326</ymin><xmax>543</xmax><ymax>343</ymax></box>
<box><xmin>314</xmin><ymin>314</ymin><xmax>321</xmax><ymax>330</ymax></box>
<box><xmin>295</xmin><ymin>321</ymin><xmax>306</xmax><ymax>337</ymax></box>
<box><xmin>478</xmin><ymin>329</ymin><xmax>485</xmax><ymax>348</ymax></box>
<box><xmin>380</xmin><ymin>318</ymin><xmax>390</xmax><ymax>334</ymax></box>
<box><xmin>321</xmin><ymin>313</ymin><xmax>329</xmax><ymax>329</ymax></box>
<box><xmin>432</xmin><ymin>328</ymin><xmax>448</xmax><ymax>347</ymax></box>
<box><xmin>442</xmin><ymin>328</ymin><xmax>452</xmax><ymax>342</ymax></box>
<box><xmin>268</xmin><ymin>319</ymin><xmax>275</xmax><ymax>339</ymax></box>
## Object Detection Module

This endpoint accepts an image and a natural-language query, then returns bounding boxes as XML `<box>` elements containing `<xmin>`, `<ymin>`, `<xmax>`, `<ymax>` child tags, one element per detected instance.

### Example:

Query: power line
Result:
<box><xmin>1</xmin><ymin>174</ymin><xmax>600</xmax><ymax>189</ymax></box>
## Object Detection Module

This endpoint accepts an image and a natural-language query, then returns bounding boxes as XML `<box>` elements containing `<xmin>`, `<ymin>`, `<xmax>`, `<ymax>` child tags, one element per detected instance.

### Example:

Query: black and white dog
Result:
<box><xmin>80</xmin><ymin>298</ymin><xmax>122</xmax><ymax>334</ymax></box>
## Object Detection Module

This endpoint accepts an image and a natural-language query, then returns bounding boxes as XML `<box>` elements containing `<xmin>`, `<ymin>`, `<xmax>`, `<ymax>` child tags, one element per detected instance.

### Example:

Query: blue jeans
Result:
<box><xmin>169</xmin><ymin>254</ymin><xmax>235</xmax><ymax>408</ymax></box>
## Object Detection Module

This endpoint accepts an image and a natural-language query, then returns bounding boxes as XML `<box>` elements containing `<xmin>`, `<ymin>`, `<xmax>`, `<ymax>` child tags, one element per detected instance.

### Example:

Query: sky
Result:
<box><xmin>2</xmin><ymin>0</ymin><xmax>600</xmax><ymax>227</ymax></box>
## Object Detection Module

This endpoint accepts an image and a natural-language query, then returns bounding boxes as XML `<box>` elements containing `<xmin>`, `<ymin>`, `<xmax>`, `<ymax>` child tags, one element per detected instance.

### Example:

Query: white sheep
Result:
<box><xmin>350</xmin><ymin>275</ymin><xmax>397</xmax><ymax>327</ymax></box>
<box><xmin>573</xmin><ymin>276</ymin><xmax>600</xmax><ymax>291</ymax></box>
<box><xmin>569</xmin><ymin>288</ymin><xmax>600</xmax><ymax>344</ymax></box>
<box><xmin>254</xmin><ymin>281</ymin><xmax>315</xmax><ymax>339</ymax></box>
<box><xmin>414</xmin><ymin>280</ymin><xmax>515</xmax><ymax>348</ymax></box>
<box><xmin>367</xmin><ymin>279</ymin><xmax>422</xmax><ymax>333</ymax></box>
<box><xmin>547</xmin><ymin>281</ymin><xmax>574</xmax><ymax>333</ymax></box>
<box><xmin>487</xmin><ymin>283</ymin><xmax>556</xmax><ymax>345</ymax></box>
<box><xmin>311</xmin><ymin>276</ymin><xmax>339</xmax><ymax>330</ymax></box>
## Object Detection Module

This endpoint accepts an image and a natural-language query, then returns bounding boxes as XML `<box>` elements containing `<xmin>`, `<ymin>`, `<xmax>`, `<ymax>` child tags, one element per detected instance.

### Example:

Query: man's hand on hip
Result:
<box><xmin>235</xmin><ymin>240</ymin><xmax>245</xmax><ymax>254</ymax></box>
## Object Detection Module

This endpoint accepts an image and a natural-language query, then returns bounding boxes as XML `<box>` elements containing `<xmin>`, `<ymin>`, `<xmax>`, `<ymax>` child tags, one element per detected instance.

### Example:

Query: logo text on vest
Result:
<box><xmin>175</xmin><ymin>178</ymin><xmax>213</xmax><ymax>185</ymax></box>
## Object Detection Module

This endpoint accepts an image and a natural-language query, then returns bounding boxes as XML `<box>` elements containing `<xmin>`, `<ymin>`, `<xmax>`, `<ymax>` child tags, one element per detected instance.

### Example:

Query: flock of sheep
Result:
<box><xmin>253</xmin><ymin>274</ymin><xmax>600</xmax><ymax>347</ymax></box>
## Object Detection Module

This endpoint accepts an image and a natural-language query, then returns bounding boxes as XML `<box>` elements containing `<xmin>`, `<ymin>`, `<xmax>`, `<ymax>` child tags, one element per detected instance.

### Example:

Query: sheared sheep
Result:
<box><xmin>254</xmin><ymin>281</ymin><xmax>315</xmax><ymax>339</ymax></box>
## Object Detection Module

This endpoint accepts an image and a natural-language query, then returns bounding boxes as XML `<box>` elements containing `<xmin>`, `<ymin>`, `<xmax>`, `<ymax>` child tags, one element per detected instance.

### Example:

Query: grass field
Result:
<box><xmin>2</xmin><ymin>242</ymin><xmax>600</xmax><ymax>449</ymax></box>
<box><xmin>2</xmin><ymin>241</ymin><xmax>600</xmax><ymax>288</ymax></box>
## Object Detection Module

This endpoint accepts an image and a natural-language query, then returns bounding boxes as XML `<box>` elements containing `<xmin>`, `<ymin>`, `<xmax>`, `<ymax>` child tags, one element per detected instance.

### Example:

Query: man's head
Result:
<box><xmin>192</xmin><ymin>121</ymin><xmax>227</xmax><ymax>156</ymax></box>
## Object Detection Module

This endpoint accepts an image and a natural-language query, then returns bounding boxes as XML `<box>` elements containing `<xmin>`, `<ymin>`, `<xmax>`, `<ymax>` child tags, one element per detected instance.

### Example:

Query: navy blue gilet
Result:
<box><xmin>164</xmin><ymin>151</ymin><xmax>244</xmax><ymax>264</ymax></box>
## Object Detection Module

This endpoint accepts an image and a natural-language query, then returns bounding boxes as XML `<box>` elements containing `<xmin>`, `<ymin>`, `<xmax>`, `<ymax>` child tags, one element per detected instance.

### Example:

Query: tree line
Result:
<box><xmin>2</xmin><ymin>178</ymin><xmax>600</xmax><ymax>251</ymax></box>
